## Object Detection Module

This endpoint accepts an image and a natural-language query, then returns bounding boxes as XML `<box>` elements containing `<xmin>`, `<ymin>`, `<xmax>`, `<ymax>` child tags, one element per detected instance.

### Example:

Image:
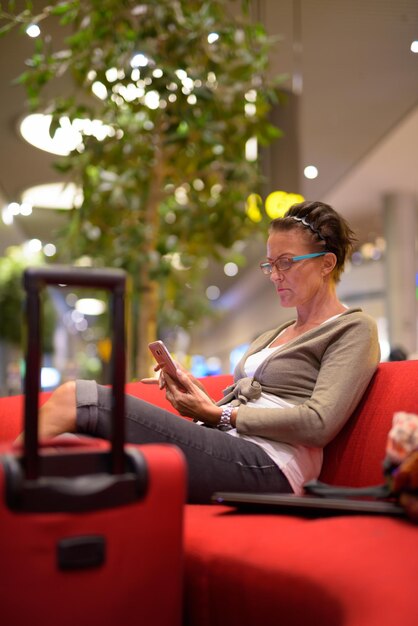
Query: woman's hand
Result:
<box><xmin>163</xmin><ymin>369</ymin><xmax>222</xmax><ymax>426</ymax></box>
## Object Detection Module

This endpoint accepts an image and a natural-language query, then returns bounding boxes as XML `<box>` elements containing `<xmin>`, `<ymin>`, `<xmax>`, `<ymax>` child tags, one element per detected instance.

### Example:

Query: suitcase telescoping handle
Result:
<box><xmin>23</xmin><ymin>266</ymin><xmax>127</xmax><ymax>480</ymax></box>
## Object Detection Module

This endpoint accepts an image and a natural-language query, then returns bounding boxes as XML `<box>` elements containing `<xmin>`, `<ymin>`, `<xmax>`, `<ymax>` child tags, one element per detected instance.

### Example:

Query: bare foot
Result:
<box><xmin>39</xmin><ymin>381</ymin><xmax>77</xmax><ymax>438</ymax></box>
<box><xmin>14</xmin><ymin>381</ymin><xmax>78</xmax><ymax>444</ymax></box>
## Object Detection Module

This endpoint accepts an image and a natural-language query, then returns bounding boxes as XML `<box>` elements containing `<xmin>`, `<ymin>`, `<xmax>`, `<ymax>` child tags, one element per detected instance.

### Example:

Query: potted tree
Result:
<box><xmin>0</xmin><ymin>0</ymin><xmax>283</xmax><ymax>376</ymax></box>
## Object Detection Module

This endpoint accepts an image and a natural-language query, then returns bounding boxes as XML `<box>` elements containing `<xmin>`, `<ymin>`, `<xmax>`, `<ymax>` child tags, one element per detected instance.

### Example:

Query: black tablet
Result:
<box><xmin>212</xmin><ymin>492</ymin><xmax>405</xmax><ymax>517</ymax></box>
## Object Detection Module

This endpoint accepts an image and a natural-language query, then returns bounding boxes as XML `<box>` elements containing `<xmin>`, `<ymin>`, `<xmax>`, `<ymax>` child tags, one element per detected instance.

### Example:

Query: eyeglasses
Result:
<box><xmin>259</xmin><ymin>252</ymin><xmax>328</xmax><ymax>275</ymax></box>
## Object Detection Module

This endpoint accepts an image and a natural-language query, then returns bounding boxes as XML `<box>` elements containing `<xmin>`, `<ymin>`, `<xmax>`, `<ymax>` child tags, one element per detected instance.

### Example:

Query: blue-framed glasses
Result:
<box><xmin>260</xmin><ymin>252</ymin><xmax>328</xmax><ymax>275</ymax></box>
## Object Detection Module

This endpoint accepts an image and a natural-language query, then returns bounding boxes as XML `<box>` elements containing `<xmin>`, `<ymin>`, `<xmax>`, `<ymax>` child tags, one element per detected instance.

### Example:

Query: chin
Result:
<box><xmin>277</xmin><ymin>294</ymin><xmax>294</xmax><ymax>307</ymax></box>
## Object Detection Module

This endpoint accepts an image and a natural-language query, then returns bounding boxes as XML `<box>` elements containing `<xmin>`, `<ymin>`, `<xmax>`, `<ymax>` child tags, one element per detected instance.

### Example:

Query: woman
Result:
<box><xmin>37</xmin><ymin>201</ymin><xmax>380</xmax><ymax>502</ymax></box>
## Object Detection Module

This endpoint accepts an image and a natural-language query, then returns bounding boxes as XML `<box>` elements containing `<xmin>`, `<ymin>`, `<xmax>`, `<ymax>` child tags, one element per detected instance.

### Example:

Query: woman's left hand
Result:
<box><xmin>163</xmin><ymin>369</ymin><xmax>221</xmax><ymax>426</ymax></box>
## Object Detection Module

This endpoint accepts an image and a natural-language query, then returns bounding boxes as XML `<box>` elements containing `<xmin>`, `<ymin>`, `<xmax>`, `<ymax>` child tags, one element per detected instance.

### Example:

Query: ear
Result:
<box><xmin>322</xmin><ymin>252</ymin><xmax>337</xmax><ymax>277</ymax></box>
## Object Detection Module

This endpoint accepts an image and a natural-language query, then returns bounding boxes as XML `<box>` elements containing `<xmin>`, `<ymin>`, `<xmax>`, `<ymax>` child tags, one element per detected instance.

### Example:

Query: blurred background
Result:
<box><xmin>0</xmin><ymin>0</ymin><xmax>417</xmax><ymax>393</ymax></box>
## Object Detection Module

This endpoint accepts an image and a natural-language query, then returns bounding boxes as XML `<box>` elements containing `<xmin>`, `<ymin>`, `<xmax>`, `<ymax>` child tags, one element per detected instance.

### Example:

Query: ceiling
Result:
<box><xmin>0</xmin><ymin>0</ymin><xmax>417</xmax><ymax>263</ymax></box>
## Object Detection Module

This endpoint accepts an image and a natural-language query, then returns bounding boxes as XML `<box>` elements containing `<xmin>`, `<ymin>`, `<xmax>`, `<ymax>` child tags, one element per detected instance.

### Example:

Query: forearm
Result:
<box><xmin>182</xmin><ymin>400</ymin><xmax>238</xmax><ymax>428</ymax></box>
<box><xmin>236</xmin><ymin>402</ymin><xmax>337</xmax><ymax>447</ymax></box>
<box><xmin>236</xmin><ymin>362</ymin><xmax>378</xmax><ymax>447</ymax></box>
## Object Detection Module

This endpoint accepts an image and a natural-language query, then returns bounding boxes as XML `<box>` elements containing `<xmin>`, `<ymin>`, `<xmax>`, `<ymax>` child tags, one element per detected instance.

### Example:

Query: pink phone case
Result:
<box><xmin>148</xmin><ymin>341</ymin><xmax>178</xmax><ymax>379</ymax></box>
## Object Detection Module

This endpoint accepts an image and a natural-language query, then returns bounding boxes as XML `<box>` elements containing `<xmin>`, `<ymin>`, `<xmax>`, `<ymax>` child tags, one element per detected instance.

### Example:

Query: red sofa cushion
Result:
<box><xmin>184</xmin><ymin>504</ymin><xmax>418</xmax><ymax>626</ymax></box>
<box><xmin>0</xmin><ymin>394</ymin><xmax>25</xmax><ymax>441</ymax></box>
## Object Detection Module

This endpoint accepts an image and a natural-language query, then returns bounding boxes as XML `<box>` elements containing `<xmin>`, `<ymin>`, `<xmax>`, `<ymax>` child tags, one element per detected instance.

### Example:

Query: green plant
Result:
<box><xmin>0</xmin><ymin>245</ymin><xmax>56</xmax><ymax>351</ymax></box>
<box><xmin>1</xmin><ymin>0</ymin><xmax>283</xmax><ymax>376</ymax></box>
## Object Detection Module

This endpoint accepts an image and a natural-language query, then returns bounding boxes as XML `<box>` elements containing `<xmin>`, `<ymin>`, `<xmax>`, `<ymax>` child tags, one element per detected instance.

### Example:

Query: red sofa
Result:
<box><xmin>0</xmin><ymin>360</ymin><xmax>417</xmax><ymax>625</ymax></box>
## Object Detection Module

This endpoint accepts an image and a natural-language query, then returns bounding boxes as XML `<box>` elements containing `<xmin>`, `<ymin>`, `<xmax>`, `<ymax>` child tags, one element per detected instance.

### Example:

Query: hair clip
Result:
<box><xmin>289</xmin><ymin>215</ymin><xmax>326</xmax><ymax>242</ymax></box>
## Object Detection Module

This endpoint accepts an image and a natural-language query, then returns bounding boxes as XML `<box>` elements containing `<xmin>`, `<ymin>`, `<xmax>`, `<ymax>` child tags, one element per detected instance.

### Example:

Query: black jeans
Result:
<box><xmin>76</xmin><ymin>380</ymin><xmax>293</xmax><ymax>503</ymax></box>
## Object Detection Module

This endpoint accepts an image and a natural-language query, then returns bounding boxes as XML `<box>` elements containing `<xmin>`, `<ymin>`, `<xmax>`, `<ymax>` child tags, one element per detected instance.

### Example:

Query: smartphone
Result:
<box><xmin>148</xmin><ymin>340</ymin><xmax>180</xmax><ymax>381</ymax></box>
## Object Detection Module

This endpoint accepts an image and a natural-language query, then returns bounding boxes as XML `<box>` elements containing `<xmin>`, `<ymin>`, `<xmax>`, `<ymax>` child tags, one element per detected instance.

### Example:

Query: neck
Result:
<box><xmin>294</xmin><ymin>285</ymin><xmax>346</xmax><ymax>328</ymax></box>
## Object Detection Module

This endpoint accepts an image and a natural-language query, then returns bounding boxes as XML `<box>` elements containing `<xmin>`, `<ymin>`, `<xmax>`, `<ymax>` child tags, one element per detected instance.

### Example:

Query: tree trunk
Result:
<box><xmin>136</xmin><ymin>278</ymin><xmax>159</xmax><ymax>378</ymax></box>
<box><xmin>135</xmin><ymin>128</ymin><xmax>165</xmax><ymax>378</ymax></box>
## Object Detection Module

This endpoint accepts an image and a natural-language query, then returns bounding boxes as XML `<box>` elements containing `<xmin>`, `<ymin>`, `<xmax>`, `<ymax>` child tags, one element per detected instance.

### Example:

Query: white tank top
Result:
<box><xmin>226</xmin><ymin>314</ymin><xmax>344</xmax><ymax>494</ymax></box>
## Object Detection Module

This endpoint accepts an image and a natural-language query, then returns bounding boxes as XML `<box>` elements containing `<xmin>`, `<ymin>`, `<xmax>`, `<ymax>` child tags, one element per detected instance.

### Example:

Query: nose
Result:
<box><xmin>270</xmin><ymin>266</ymin><xmax>284</xmax><ymax>282</ymax></box>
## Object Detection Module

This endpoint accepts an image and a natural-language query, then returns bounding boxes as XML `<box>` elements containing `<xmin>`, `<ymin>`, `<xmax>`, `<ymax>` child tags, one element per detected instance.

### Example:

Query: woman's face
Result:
<box><xmin>266</xmin><ymin>228</ymin><xmax>328</xmax><ymax>308</ymax></box>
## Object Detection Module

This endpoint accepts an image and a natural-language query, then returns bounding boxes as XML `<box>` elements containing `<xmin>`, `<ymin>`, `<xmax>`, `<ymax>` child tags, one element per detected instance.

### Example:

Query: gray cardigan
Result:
<box><xmin>220</xmin><ymin>308</ymin><xmax>380</xmax><ymax>448</ymax></box>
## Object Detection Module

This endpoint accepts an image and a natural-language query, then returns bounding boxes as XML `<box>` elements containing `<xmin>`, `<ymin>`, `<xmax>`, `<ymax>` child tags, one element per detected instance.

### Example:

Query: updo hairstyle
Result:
<box><xmin>269</xmin><ymin>200</ymin><xmax>357</xmax><ymax>282</ymax></box>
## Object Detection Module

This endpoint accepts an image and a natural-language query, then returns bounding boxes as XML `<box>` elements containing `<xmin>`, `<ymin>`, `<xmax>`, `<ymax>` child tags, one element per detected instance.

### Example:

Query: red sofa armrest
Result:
<box><xmin>320</xmin><ymin>360</ymin><xmax>418</xmax><ymax>486</ymax></box>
